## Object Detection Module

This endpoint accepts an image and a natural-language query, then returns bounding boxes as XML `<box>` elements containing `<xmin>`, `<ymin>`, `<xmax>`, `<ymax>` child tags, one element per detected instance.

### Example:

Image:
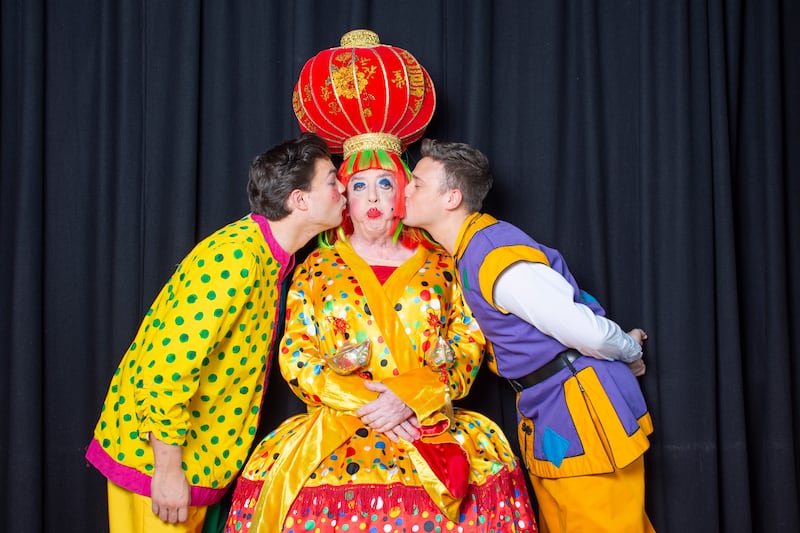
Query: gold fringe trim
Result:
<box><xmin>340</xmin><ymin>29</ymin><xmax>380</xmax><ymax>48</ymax></box>
<box><xmin>343</xmin><ymin>132</ymin><xmax>402</xmax><ymax>158</ymax></box>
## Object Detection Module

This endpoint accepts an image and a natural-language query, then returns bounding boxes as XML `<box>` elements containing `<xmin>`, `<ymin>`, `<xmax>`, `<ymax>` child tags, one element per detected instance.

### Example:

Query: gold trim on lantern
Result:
<box><xmin>340</xmin><ymin>29</ymin><xmax>380</xmax><ymax>48</ymax></box>
<box><xmin>343</xmin><ymin>133</ymin><xmax>402</xmax><ymax>158</ymax></box>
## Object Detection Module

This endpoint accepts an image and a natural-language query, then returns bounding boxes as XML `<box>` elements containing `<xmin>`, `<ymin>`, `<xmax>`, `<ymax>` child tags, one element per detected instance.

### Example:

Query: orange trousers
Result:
<box><xmin>530</xmin><ymin>455</ymin><xmax>655</xmax><ymax>533</ymax></box>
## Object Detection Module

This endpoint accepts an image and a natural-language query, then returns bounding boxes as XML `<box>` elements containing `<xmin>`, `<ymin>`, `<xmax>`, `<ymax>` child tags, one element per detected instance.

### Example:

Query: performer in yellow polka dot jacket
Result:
<box><xmin>85</xmin><ymin>133</ymin><xmax>346</xmax><ymax>533</ymax></box>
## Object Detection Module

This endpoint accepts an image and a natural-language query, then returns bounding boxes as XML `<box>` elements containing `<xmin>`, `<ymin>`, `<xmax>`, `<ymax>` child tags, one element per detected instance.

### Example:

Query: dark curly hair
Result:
<box><xmin>247</xmin><ymin>132</ymin><xmax>331</xmax><ymax>220</ymax></box>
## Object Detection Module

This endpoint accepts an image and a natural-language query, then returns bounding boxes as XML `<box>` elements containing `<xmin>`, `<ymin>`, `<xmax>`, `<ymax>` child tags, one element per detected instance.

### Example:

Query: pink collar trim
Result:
<box><xmin>250</xmin><ymin>213</ymin><xmax>295</xmax><ymax>280</ymax></box>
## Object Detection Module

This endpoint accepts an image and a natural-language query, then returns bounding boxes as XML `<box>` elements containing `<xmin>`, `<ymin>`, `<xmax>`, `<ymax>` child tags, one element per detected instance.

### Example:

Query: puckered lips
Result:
<box><xmin>367</xmin><ymin>208</ymin><xmax>383</xmax><ymax>219</ymax></box>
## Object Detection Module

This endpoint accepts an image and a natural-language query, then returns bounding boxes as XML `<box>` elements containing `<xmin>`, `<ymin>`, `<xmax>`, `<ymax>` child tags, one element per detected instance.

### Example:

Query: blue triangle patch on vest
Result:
<box><xmin>542</xmin><ymin>426</ymin><xmax>571</xmax><ymax>468</ymax></box>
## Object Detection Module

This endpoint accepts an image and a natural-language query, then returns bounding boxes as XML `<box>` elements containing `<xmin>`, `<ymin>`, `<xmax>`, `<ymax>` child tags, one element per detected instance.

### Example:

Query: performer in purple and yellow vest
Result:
<box><xmin>403</xmin><ymin>138</ymin><xmax>656</xmax><ymax>533</ymax></box>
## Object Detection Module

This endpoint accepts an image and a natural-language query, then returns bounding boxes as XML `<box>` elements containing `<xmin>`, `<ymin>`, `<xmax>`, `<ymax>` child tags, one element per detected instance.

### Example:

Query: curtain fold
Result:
<box><xmin>1</xmin><ymin>2</ymin><xmax>46</xmax><ymax>532</ymax></box>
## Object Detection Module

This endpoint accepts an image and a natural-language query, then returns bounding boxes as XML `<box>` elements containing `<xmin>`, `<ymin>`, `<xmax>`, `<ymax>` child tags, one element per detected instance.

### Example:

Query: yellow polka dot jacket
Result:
<box><xmin>86</xmin><ymin>215</ymin><xmax>293</xmax><ymax>505</ymax></box>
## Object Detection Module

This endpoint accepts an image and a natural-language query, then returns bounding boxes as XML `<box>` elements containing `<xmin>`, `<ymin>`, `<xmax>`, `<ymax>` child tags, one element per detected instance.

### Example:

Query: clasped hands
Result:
<box><xmin>626</xmin><ymin>328</ymin><xmax>649</xmax><ymax>377</ymax></box>
<box><xmin>355</xmin><ymin>380</ymin><xmax>421</xmax><ymax>443</ymax></box>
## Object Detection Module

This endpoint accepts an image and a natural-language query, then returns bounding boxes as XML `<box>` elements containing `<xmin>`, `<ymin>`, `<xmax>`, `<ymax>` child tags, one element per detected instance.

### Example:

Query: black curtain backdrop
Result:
<box><xmin>2</xmin><ymin>1</ymin><xmax>798</xmax><ymax>532</ymax></box>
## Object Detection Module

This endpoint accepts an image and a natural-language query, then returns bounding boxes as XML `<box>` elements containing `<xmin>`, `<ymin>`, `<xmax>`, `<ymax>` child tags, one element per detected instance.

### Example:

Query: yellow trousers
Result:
<box><xmin>520</xmin><ymin>365</ymin><xmax>655</xmax><ymax>532</ymax></box>
<box><xmin>530</xmin><ymin>455</ymin><xmax>655</xmax><ymax>533</ymax></box>
<box><xmin>107</xmin><ymin>481</ymin><xmax>207</xmax><ymax>533</ymax></box>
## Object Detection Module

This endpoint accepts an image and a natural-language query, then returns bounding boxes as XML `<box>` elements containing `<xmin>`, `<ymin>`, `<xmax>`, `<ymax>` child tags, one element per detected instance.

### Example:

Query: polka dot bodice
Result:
<box><xmin>279</xmin><ymin>242</ymin><xmax>484</xmax><ymax>405</ymax></box>
<box><xmin>90</xmin><ymin>216</ymin><xmax>285</xmax><ymax>496</ymax></box>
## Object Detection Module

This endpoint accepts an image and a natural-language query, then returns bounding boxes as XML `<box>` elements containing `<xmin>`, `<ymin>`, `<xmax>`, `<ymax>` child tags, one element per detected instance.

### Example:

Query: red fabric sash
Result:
<box><xmin>411</xmin><ymin>438</ymin><xmax>470</xmax><ymax>498</ymax></box>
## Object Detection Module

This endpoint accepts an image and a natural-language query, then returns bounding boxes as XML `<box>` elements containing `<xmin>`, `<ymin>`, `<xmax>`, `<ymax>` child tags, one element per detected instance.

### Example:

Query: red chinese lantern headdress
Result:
<box><xmin>292</xmin><ymin>29</ymin><xmax>436</xmax><ymax>246</ymax></box>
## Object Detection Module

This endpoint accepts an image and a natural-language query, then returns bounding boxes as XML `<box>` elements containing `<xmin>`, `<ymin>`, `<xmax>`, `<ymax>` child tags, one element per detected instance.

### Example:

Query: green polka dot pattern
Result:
<box><xmin>91</xmin><ymin>216</ymin><xmax>283</xmax><ymax>493</ymax></box>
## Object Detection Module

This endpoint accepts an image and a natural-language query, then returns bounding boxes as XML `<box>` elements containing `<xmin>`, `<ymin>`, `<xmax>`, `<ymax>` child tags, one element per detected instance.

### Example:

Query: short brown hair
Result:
<box><xmin>420</xmin><ymin>139</ymin><xmax>492</xmax><ymax>213</ymax></box>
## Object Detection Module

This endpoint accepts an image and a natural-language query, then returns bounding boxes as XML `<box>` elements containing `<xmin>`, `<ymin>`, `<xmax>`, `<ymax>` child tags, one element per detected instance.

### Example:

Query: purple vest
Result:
<box><xmin>455</xmin><ymin>215</ymin><xmax>650</xmax><ymax>467</ymax></box>
<box><xmin>456</xmin><ymin>218</ymin><xmax>604</xmax><ymax>379</ymax></box>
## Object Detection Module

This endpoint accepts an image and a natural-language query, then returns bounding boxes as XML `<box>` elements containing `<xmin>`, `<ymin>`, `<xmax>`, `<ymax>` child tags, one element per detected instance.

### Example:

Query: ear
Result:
<box><xmin>444</xmin><ymin>188</ymin><xmax>464</xmax><ymax>210</ymax></box>
<box><xmin>287</xmin><ymin>189</ymin><xmax>309</xmax><ymax>213</ymax></box>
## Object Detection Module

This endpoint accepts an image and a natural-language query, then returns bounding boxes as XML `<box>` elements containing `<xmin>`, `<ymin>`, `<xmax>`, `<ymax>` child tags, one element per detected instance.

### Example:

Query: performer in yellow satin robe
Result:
<box><xmin>225</xmin><ymin>29</ymin><xmax>536</xmax><ymax>533</ymax></box>
<box><xmin>224</xmin><ymin>145</ymin><xmax>537</xmax><ymax>533</ymax></box>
